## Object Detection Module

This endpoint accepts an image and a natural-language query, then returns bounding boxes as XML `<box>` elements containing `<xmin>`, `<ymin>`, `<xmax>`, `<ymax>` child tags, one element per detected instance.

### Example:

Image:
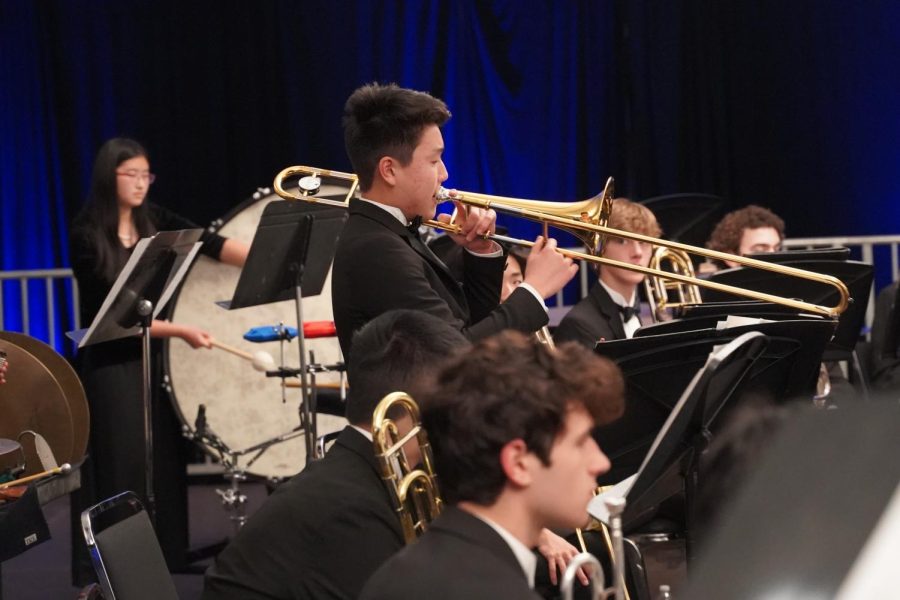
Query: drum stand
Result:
<box><xmin>185</xmin><ymin>401</ymin><xmax>328</xmax><ymax>534</ymax></box>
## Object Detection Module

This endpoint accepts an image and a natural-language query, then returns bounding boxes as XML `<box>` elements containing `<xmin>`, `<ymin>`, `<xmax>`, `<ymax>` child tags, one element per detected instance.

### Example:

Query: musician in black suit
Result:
<box><xmin>554</xmin><ymin>199</ymin><xmax>661</xmax><ymax>347</ymax></box>
<box><xmin>333</xmin><ymin>83</ymin><xmax>577</xmax><ymax>361</ymax></box>
<box><xmin>201</xmin><ymin>310</ymin><xmax>467</xmax><ymax>600</ymax></box>
<box><xmin>360</xmin><ymin>331</ymin><xmax>625</xmax><ymax>600</ymax></box>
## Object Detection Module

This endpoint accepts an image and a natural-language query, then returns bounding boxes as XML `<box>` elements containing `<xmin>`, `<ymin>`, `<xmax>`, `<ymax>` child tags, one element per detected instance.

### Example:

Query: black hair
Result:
<box><xmin>75</xmin><ymin>137</ymin><xmax>157</xmax><ymax>283</ymax></box>
<box><xmin>345</xmin><ymin>309</ymin><xmax>468</xmax><ymax>425</ymax></box>
<box><xmin>343</xmin><ymin>83</ymin><xmax>451</xmax><ymax>191</ymax></box>
<box><xmin>422</xmin><ymin>331</ymin><xmax>625</xmax><ymax>505</ymax></box>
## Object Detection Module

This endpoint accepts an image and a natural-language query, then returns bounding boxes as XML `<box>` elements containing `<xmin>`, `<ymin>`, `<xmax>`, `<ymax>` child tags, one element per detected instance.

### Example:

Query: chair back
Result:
<box><xmin>81</xmin><ymin>491</ymin><xmax>179</xmax><ymax>600</ymax></box>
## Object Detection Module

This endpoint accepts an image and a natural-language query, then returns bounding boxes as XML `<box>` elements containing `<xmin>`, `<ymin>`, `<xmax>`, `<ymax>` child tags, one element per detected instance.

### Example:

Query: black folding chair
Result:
<box><xmin>81</xmin><ymin>491</ymin><xmax>179</xmax><ymax>600</ymax></box>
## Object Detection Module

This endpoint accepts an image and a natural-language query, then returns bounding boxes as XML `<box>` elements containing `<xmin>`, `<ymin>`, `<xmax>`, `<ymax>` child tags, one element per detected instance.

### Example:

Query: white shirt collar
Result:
<box><xmin>597</xmin><ymin>279</ymin><xmax>641</xmax><ymax>338</ymax></box>
<box><xmin>470</xmin><ymin>513</ymin><xmax>538</xmax><ymax>589</ymax></box>
<box><xmin>598</xmin><ymin>278</ymin><xmax>636</xmax><ymax>308</ymax></box>
<box><xmin>358</xmin><ymin>197</ymin><xmax>409</xmax><ymax>226</ymax></box>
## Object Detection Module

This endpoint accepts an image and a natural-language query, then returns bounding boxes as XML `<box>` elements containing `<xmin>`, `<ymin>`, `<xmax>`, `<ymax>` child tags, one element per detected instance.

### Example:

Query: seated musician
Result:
<box><xmin>201</xmin><ymin>311</ymin><xmax>584</xmax><ymax>599</ymax></box>
<box><xmin>332</xmin><ymin>82</ymin><xmax>577</xmax><ymax>362</ymax></box>
<box><xmin>554</xmin><ymin>199</ymin><xmax>661</xmax><ymax>346</ymax></box>
<box><xmin>360</xmin><ymin>331</ymin><xmax>625</xmax><ymax>600</ymax></box>
<box><xmin>502</xmin><ymin>249</ymin><xmax>528</xmax><ymax>302</ymax></box>
<box><xmin>201</xmin><ymin>310</ymin><xmax>468</xmax><ymax>600</ymax></box>
<box><xmin>700</xmin><ymin>204</ymin><xmax>784</xmax><ymax>272</ymax></box>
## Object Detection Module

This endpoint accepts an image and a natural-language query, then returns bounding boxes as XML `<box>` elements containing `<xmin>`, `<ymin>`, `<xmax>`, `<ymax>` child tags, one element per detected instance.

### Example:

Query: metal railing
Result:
<box><xmin>0</xmin><ymin>268</ymin><xmax>80</xmax><ymax>353</ymax></box>
<box><xmin>2</xmin><ymin>235</ymin><xmax>898</xmax><ymax>351</ymax></box>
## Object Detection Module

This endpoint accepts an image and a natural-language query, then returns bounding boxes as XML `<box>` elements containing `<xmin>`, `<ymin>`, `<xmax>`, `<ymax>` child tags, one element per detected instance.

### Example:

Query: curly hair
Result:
<box><xmin>706</xmin><ymin>205</ymin><xmax>785</xmax><ymax>257</ymax></box>
<box><xmin>421</xmin><ymin>331</ymin><xmax>624</xmax><ymax>505</ymax></box>
<box><xmin>343</xmin><ymin>83</ymin><xmax>451</xmax><ymax>191</ymax></box>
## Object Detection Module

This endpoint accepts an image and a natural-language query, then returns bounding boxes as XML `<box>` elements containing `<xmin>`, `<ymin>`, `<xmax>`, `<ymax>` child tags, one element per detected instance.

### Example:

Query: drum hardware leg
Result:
<box><xmin>278</xmin><ymin>322</ymin><xmax>288</xmax><ymax>404</ymax></box>
<box><xmin>215</xmin><ymin>467</ymin><xmax>249</xmax><ymax>534</ymax></box>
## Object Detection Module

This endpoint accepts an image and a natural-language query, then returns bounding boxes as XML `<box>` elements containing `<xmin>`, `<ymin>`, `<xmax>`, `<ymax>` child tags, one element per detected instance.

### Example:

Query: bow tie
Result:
<box><xmin>406</xmin><ymin>216</ymin><xmax>424</xmax><ymax>237</ymax></box>
<box><xmin>619</xmin><ymin>304</ymin><xmax>638</xmax><ymax>322</ymax></box>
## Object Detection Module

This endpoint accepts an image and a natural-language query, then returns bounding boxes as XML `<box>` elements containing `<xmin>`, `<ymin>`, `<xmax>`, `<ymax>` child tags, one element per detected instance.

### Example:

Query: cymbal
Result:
<box><xmin>0</xmin><ymin>333</ymin><xmax>88</xmax><ymax>473</ymax></box>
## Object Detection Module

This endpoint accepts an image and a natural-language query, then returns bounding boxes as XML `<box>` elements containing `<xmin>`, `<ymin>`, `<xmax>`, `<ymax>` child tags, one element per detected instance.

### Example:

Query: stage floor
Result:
<box><xmin>1</xmin><ymin>480</ymin><xmax>270</xmax><ymax>600</ymax></box>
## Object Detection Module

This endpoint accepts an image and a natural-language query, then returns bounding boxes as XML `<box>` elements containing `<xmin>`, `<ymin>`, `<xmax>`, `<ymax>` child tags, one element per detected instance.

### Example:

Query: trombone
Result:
<box><xmin>273</xmin><ymin>165</ymin><xmax>851</xmax><ymax>318</ymax></box>
<box><xmin>372</xmin><ymin>391</ymin><xmax>442</xmax><ymax>543</ymax></box>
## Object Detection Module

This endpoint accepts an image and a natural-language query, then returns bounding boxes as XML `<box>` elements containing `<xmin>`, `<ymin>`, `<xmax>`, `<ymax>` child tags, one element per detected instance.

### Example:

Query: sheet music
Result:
<box><xmin>715</xmin><ymin>315</ymin><xmax>775</xmax><ymax>330</ymax></box>
<box><xmin>588</xmin><ymin>474</ymin><xmax>636</xmax><ymax>524</ymax></box>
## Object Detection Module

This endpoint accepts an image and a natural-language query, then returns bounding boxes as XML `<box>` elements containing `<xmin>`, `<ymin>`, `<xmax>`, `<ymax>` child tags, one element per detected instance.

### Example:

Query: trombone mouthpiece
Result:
<box><xmin>435</xmin><ymin>187</ymin><xmax>451</xmax><ymax>202</ymax></box>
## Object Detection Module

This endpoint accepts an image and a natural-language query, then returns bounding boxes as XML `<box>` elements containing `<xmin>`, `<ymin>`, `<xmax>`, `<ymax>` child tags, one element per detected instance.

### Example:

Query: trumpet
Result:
<box><xmin>273</xmin><ymin>165</ymin><xmax>851</xmax><ymax>318</ymax></box>
<box><xmin>562</xmin><ymin>496</ymin><xmax>628</xmax><ymax>600</ymax></box>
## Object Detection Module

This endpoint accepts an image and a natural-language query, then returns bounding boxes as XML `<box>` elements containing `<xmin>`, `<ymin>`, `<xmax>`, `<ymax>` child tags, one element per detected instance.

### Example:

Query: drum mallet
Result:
<box><xmin>209</xmin><ymin>339</ymin><xmax>275</xmax><ymax>372</ymax></box>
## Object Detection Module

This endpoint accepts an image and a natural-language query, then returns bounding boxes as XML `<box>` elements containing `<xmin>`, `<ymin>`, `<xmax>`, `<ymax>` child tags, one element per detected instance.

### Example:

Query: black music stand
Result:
<box><xmin>637</xmin><ymin>303</ymin><xmax>828</xmax><ymax>337</ymax></box>
<box><xmin>593</xmin><ymin>318</ymin><xmax>836</xmax><ymax>485</ymax></box>
<box><xmin>702</xmin><ymin>259</ymin><xmax>874</xmax><ymax>395</ymax></box>
<box><xmin>222</xmin><ymin>200</ymin><xmax>346</xmax><ymax>465</ymax></box>
<box><xmin>68</xmin><ymin>229</ymin><xmax>203</xmax><ymax>518</ymax></box>
<box><xmin>685</xmin><ymin>401</ymin><xmax>900</xmax><ymax>599</ymax></box>
<box><xmin>589</xmin><ymin>331</ymin><xmax>769</xmax><ymax>560</ymax></box>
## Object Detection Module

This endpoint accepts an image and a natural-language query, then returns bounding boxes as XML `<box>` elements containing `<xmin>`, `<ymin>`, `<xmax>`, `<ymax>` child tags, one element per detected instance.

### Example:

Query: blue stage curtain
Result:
<box><xmin>2</xmin><ymin>1</ymin><xmax>899</xmax><ymax>343</ymax></box>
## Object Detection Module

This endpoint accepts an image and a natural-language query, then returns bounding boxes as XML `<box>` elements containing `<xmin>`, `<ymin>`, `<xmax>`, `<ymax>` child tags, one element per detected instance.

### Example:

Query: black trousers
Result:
<box><xmin>70</xmin><ymin>340</ymin><xmax>189</xmax><ymax>585</ymax></box>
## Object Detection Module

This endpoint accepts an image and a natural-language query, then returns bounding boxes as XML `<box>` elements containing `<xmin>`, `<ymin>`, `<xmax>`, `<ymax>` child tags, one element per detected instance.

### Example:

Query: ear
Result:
<box><xmin>377</xmin><ymin>156</ymin><xmax>398</xmax><ymax>187</ymax></box>
<box><xmin>499</xmin><ymin>439</ymin><xmax>534</xmax><ymax>489</ymax></box>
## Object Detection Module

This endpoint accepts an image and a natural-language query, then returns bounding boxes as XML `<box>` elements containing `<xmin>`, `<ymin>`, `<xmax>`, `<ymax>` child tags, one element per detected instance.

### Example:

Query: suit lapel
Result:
<box><xmin>349</xmin><ymin>200</ymin><xmax>456</xmax><ymax>281</ymax></box>
<box><xmin>590</xmin><ymin>283</ymin><xmax>628</xmax><ymax>340</ymax></box>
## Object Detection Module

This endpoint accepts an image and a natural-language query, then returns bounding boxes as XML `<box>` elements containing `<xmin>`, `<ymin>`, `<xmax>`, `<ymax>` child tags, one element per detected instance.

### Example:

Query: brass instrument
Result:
<box><xmin>371</xmin><ymin>391</ymin><xmax>442</xmax><ymax>543</ymax></box>
<box><xmin>535</xmin><ymin>325</ymin><xmax>556</xmax><ymax>348</ymax></box>
<box><xmin>273</xmin><ymin>165</ymin><xmax>851</xmax><ymax>318</ymax></box>
<box><xmin>643</xmin><ymin>247</ymin><xmax>702</xmax><ymax>321</ymax></box>
<box><xmin>563</xmin><ymin>496</ymin><xmax>628</xmax><ymax>600</ymax></box>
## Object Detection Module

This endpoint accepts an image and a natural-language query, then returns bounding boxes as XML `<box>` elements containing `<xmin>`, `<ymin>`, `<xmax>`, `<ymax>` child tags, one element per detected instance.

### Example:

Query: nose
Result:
<box><xmin>588</xmin><ymin>438</ymin><xmax>611</xmax><ymax>477</ymax></box>
<box><xmin>629</xmin><ymin>240</ymin><xmax>647</xmax><ymax>258</ymax></box>
<box><xmin>438</xmin><ymin>160</ymin><xmax>449</xmax><ymax>184</ymax></box>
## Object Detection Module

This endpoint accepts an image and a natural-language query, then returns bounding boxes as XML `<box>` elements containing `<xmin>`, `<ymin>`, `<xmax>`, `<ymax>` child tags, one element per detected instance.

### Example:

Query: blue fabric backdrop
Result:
<box><xmin>2</xmin><ymin>0</ymin><xmax>899</xmax><ymax>345</ymax></box>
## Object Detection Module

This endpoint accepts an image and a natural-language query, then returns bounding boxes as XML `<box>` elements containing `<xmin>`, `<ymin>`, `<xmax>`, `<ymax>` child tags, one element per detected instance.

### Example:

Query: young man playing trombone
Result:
<box><xmin>360</xmin><ymin>331</ymin><xmax>625</xmax><ymax>600</ymax></box>
<box><xmin>333</xmin><ymin>82</ymin><xmax>577</xmax><ymax>361</ymax></box>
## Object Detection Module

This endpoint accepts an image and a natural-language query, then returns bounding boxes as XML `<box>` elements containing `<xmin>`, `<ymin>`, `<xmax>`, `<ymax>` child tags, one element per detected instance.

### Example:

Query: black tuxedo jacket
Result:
<box><xmin>332</xmin><ymin>200</ymin><xmax>548</xmax><ymax>360</ymax></box>
<box><xmin>201</xmin><ymin>427</ymin><xmax>404</xmax><ymax>600</ymax></box>
<box><xmin>554</xmin><ymin>282</ymin><xmax>628</xmax><ymax>348</ymax></box>
<box><xmin>360</xmin><ymin>506</ymin><xmax>542</xmax><ymax>600</ymax></box>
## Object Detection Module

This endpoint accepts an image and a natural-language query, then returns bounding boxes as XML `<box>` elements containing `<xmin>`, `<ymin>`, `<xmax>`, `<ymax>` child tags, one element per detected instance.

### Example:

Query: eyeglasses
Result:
<box><xmin>116</xmin><ymin>170</ymin><xmax>157</xmax><ymax>184</ymax></box>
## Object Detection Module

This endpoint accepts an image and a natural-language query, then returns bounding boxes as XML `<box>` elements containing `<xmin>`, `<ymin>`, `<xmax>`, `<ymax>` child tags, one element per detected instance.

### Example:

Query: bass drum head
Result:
<box><xmin>164</xmin><ymin>188</ymin><xmax>346</xmax><ymax>479</ymax></box>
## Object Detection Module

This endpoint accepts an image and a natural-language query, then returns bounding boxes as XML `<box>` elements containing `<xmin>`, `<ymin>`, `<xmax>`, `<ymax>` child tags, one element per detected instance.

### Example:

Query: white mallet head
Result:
<box><xmin>251</xmin><ymin>350</ymin><xmax>275</xmax><ymax>372</ymax></box>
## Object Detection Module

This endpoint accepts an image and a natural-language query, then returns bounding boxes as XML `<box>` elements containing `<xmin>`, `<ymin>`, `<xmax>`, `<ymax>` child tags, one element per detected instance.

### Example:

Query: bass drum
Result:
<box><xmin>164</xmin><ymin>188</ymin><xmax>346</xmax><ymax>479</ymax></box>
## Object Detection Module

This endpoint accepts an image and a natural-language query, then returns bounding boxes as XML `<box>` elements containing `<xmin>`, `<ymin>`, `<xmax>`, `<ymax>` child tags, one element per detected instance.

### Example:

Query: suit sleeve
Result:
<box><xmin>554</xmin><ymin>310</ymin><xmax>602</xmax><ymax>348</ymax></box>
<box><xmin>349</xmin><ymin>237</ymin><xmax>548</xmax><ymax>341</ymax></box>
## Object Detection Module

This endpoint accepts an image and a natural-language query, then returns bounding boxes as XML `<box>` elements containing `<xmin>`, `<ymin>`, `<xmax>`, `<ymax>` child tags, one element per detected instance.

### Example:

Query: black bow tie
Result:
<box><xmin>619</xmin><ymin>304</ymin><xmax>637</xmax><ymax>322</ymax></box>
<box><xmin>406</xmin><ymin>216</ymin><xmax>424</xmax><ymax>236</ymax></box>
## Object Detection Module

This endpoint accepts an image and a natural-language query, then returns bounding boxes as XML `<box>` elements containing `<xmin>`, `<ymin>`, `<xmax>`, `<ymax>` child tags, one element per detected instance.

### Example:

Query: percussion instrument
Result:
<box><xmin>164</xmin><ymin>188</ymin><xmax>348</xmax><ymax>479</ymax></box>
<box><xmin>0</xmin><ymin>332</ymin><xmax>89</xmax><ymax>473</ymax></box>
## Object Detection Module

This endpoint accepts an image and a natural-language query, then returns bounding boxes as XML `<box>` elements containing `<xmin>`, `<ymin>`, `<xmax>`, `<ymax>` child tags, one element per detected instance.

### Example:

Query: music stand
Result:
<box><xmin>222</xmin><ymin>200</ymin><xmax>346</xmax><ymax>464</ymax></box>
<box><xmin>745</xmin><ymin>245</ymin><xmax>851</xmax><ymax>263</ymax></box>
<box><xmin>703</xmin><ymin>259</ymin><xmax>874</xmax><ymax>395</ymax></box>
<box><xmin>589</xmin><ymin>332</ymin><xmax>769</xmax><ymax>558</ymax></box>
<box><xmin>593</xmin><ymin>318</ymin><xmax>836</xmax><ymax>485</ymax></box>
<box><xmin>68</xmin><ymin>229</ymin><xmax>203</xmax><ymax>518</ymax></box>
